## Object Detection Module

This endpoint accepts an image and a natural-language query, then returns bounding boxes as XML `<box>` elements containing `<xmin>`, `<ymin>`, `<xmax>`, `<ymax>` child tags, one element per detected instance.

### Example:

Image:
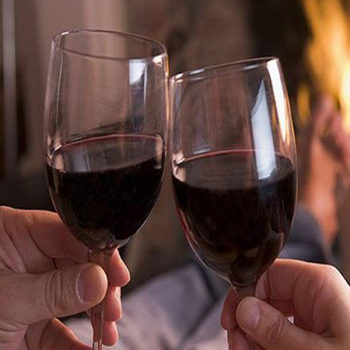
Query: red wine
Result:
<box><xmin>172</xmin><ymin>150</ymin><xmax>296</xmax><ymax>286</ymax></box>
<box><xmin>46</xmin><ymin>134</ymin><xmax>164</xmax><ymax>251</ymax></box>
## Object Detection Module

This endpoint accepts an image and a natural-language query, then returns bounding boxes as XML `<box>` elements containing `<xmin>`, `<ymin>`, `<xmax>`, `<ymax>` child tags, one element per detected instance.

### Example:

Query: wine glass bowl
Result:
<box><xmin>44</xmin><ymin>30</ymin><xmax>168</xmax><ymax>349</ymax></box>
<box><xmin>45</xmin><ymin>133</ymin><xmax>165</xmax><ymax>252</ymax></box>
<box><xmin>170</xmin><ymin>57</ymin><xmax>297</xmax><ymax>291</ymax></box>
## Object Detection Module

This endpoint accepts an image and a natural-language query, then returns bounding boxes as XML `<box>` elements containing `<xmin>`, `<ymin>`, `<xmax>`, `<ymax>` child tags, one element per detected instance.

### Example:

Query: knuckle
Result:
<box><xmin>266</xmin><ymin>314</ymin><xmax>285</xmax><ymax>346</ymax></box>
<box><xmin>318</xmin><ymin>264</ymin><xmax>343</xmax><ymax>285</ymax></box>
<box><xmin>0</xmin><ymin>206</ymin><xmax>13</xmax><ymax>231</ymax></box>
<box><xmin>116</xmin><ymin>305</ymin><xmax>122</xmax><ymax>321</ymax></box>
<box><xmin>0</xmin><ymin>206</ymin><xmax>11</xmax><ymax>217</ymax></box>
<box><xmin>23</xmin><ymin>211</ymin><xmax>38</xmax><ymax>237</ymax></box>
<box><xmin>43</xmin><ymin>270</ymin><xmax>67</xmax><ymax>316</ymax></box>
<box><xmin>25</xmin><ymin>211</ymin><xmax>36</xmax><ymax>229</ymax></box>
<box><xmin>323</xmin><ymin>265</ymin><xmax>340</xmax><ymax>278</ymax></box>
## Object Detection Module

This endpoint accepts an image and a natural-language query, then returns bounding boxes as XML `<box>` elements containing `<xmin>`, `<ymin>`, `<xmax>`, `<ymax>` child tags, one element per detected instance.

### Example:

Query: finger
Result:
<box><xmin>102</xmin><ymin>321</ymin><xmax>118</xmax><ymax>346</ymax></box>
<box><xmin>86</xmin><ymin>287</ymin><xmax>121</xmax><ymax>322</ymax></box>
<box><xmin>236</xmin><ymin>297</ymin><xmax>328</xmax><ymax>350</ymax></box>
<box><xmin>256</xmin><ymin>259</ymin><xmax>350</xmax><ymax>334</ymax></box>
<box><xmin>0</xmin><ymin>263</ymin><xmax>108</xmax><ymax>325</ymax></box>
<box><xmin>107</xmin><ymin>249</ymin><xmax>130</xmax><ymax>287</ymax></box>
<box><xmin>28</xmin><ymin>318</ymin><xmax>91</xmax><ymax>350</ymax></box>
<box><xmin>228</xmin><ymin>328</ymin><xmax>250</xmax><ymax>350</ymax></box>
<box><xmin>262</xmin><ymin>299</ymin><xmax>293</xmax><ymax>317</ymax></box>
<box><xmin>103</xmin><ymin>287</ymin><xmax>122</xmax><ymax>322</ymax></box>
<box><xmin>221</xmin><ymin>288</ymin><xmax>239</xmax><ymax>330</ymax></box>
<box><xmin>0</xmin><ymin>206</ymin><xmax>88</xmax><ymax>263</ymax></box>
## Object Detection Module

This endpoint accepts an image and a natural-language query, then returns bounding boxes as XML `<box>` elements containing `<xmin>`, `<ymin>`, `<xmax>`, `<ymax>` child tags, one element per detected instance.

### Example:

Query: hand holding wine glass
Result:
<box><xmin>44</xmin><ymin>30</ymin><xmax>168</xmax><ymax>349</ymax></box>
<box><xmin>0</xmin><ymin>206</ymin><xmax>129</xmax><ymax>349</ymax></box>
<box><xmin>222</xmin><ymin>259</ymin><xmax>350</xmax><ymax>350</ymax></box>
<box><xmin>170</xmin><ymin>57</ymin><xmax>297</xmax><ymax>348</ymax></box>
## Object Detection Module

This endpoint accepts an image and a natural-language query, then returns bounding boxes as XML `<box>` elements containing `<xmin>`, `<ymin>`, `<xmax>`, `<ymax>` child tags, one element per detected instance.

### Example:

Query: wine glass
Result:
<box><xmin>170</xmin><ymin>57</ymin><xmax>297</xmax><ymax>348</ymax></box>
<box><xmin>43</xmin><ymin>30</ymin><xmax>168</xmax><ymax>350</ymax></box>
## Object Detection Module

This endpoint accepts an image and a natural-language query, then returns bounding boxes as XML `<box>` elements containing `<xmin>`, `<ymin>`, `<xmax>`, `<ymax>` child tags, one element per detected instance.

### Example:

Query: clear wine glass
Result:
<box><xmin>43</xmin><ymin>30</ymin><xmax>168</xmax><ymax>350</ymax></box>
<box><xmin>170</xmin><ymin>57</ymin><xmax>297</xmax><ymax>348</ymax></box>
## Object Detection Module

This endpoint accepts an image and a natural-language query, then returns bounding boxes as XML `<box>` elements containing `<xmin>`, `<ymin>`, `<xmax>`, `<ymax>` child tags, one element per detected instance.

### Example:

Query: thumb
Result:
<box><xmin>236</xmin><ymin>297</ymin><xmax>326</xmax><ymax>350</ymax></box>
<box><xmin>1</xmin><ymin>263</ymin><xmax>107</xmax><ymax>325</ymax></box>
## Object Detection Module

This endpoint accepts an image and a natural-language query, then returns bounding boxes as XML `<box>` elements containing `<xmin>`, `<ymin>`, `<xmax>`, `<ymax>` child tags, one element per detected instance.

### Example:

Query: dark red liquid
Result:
<box><xmin>46</xmin><ymin>134</ymin><xmax>164</xmax><ymax>251</ymax></box>
<box><xmin>172</xmin><ymin>150</ymin><xmax>296</xmax><ymax>286</ymax></box>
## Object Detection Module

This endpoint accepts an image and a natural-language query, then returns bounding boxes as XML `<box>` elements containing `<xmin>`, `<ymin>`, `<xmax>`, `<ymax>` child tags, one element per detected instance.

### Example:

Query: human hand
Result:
<box><xmin>221</xmin><ymin>259</ymin><xmax>350</xmax><ymax>350</ymax></box>
<box><xmin>0</xmin><ymin>206</ymin><xmax>130</xmax><ymax>349</ymax></box>
<box><xmin>299</xmin><ymin>96</ymin><xmax>350</xmax><ymax>244</ymax></box>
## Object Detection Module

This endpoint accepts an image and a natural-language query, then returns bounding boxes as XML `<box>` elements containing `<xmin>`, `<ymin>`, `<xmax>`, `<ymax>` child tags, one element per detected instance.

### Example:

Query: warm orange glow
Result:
<box><xmin>303</xmin><ymin>0</ymin><xmax>350</xmax><ymax>131</ymax></box>
<box><xmin>297</xmin><ymin>82</ymin><xmax>310</xmax><ymax>128</ymax></box>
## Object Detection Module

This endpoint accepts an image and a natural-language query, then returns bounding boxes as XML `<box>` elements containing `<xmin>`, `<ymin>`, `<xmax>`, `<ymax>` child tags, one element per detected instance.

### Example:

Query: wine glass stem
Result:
<box><xmin>236</xmin><ymin>283</ymin><xmax>256</xmax><ymax>301</ymax></box>
<box><xmin>91</xmin><ymin>303</ymin><xmax>104</xmax><ymax>350</ymax></box>
<box><xmin>236</xmin><ymin>283</ymin><xmax>259</xmax><ymax>350</ymax></box>
<box><xmin>89</xmin><ymin>250</ymin><xmax>113</xmax><ymax>350</ymax></box>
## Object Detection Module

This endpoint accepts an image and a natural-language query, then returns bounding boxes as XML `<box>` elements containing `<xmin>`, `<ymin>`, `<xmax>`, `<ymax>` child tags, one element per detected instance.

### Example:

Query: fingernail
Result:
<box><xmin>237</xmin><ymin>298</ymin><xmax>260</xmax><ymax>330</ymax></box>
<box><xmin>78</xmin><ymin>264</ymin><xmax>105</xmax><ymax>302</ymax></box>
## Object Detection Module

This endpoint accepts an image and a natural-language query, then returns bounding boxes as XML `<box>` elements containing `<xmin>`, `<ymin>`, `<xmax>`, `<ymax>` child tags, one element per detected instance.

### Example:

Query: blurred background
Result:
<box><xmin>1</xmin><ymin>0</ymin><xmax>350</xmax><ymax>288</ymax></box>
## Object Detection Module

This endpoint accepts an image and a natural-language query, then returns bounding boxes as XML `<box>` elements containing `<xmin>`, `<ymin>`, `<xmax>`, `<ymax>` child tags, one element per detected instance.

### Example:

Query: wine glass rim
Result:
<box><xmin>52</xmin><ymin>29</ymin><xmax>168</xmax><ymax>62</ymax></box>
<box><xmin>171</xmin><ymin>56</ymin><xmax>279</xmax><ymax>83</ymax></box>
